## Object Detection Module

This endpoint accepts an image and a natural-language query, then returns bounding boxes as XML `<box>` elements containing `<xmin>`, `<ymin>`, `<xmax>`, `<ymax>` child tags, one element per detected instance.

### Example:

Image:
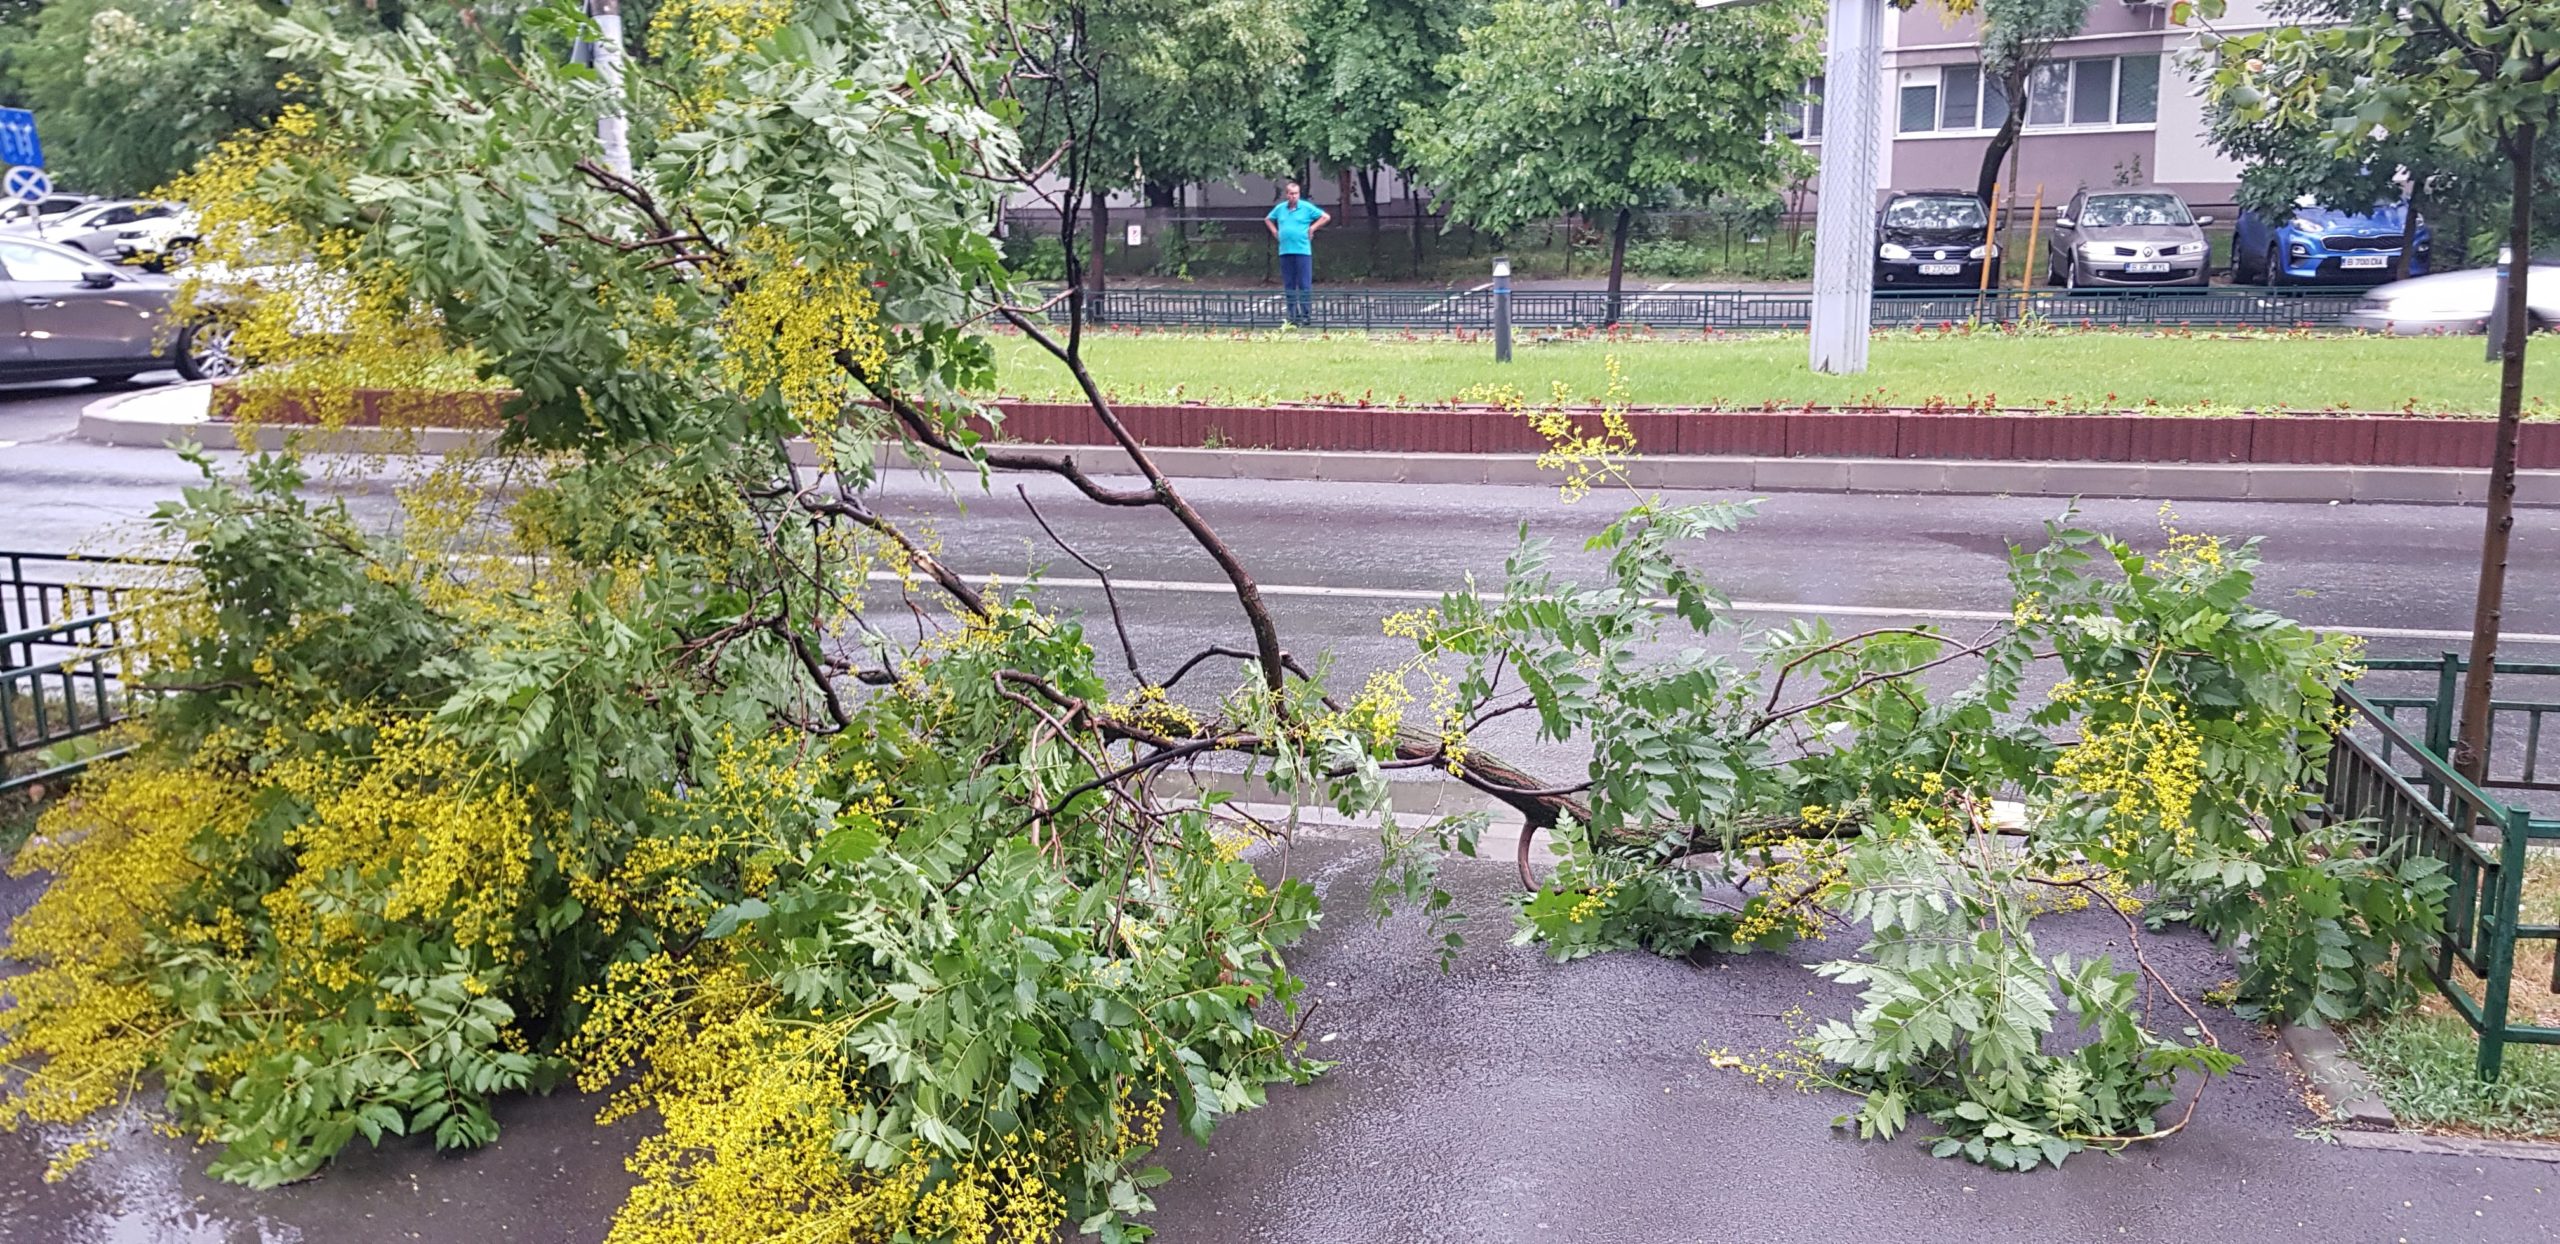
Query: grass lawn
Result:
<box><xmin>2343</xmin><ymin>852</ymin><xmax>2560</xmax><ymax>1140</ymax></box>
<box><xmin>2345</xmin><ymin>1014</ymin><xmax>2560</xmax><ymax>1139</ymax></box>
<box><xmin>986</xmin><ymin>330</ymin><xmax>2560</xmax><ymax>417</ymax></box>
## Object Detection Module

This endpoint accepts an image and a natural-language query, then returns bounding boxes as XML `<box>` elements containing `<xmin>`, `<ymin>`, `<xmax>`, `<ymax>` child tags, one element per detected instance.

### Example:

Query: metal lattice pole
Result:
<box><xmin>1808</xmin><ymin>0</ymin><xmax>1885</xmax><ymax>375</ymax></box>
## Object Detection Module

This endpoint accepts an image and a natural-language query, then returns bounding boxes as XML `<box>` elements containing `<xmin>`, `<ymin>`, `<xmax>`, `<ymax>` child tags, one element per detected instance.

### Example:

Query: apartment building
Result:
<box><xmin>1800</xmin><ymin>0</ymin><xmax>2272</xmax><ymax>212</ymax></box>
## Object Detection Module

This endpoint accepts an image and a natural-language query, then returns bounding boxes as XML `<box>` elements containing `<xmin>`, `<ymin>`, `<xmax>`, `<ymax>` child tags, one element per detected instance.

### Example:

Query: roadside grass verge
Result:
<box><xmin>2346</xmin><ymin>852</ymin><xmax>2560</xmax><ymax>1139</ymax></box>
<box><xmin>2345</xmin><ymin>1014</ymin><xmax>2560</xmax><ymax>1139</ymax></box>
<box><xmin>987</xmin><ymin>329</ymin><xmax>2560</xmax><ymax>417</ymax></box>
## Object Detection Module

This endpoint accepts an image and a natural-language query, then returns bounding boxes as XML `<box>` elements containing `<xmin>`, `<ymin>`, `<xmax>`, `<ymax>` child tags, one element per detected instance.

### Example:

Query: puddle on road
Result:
<box><xmin>0</xmin><ymin>1091</ymin><xmax>634</xmax><ymax>1244</ymax></box>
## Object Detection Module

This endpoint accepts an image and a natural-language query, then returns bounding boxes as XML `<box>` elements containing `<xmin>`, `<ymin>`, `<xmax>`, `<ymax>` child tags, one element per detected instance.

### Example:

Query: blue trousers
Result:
<box><xmin>1278</xmin><ymin>252</ymin><xmax>1314</xmax><ymax>324</ymax></box>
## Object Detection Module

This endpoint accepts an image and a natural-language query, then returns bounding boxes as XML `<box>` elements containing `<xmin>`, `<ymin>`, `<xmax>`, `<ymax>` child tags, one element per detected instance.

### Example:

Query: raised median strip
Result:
<box><xmin>79</xmin><ymin>383</ymin><xmax>2560</xmax><ymax>507</ymax></box>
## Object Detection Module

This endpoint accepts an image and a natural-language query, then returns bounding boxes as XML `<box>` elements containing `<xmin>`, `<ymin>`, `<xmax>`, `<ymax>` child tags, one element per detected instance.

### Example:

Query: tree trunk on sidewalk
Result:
<box><xmin>1359</xmin><ymin>166</ymin><xmax>1381</xmax><ymax>275</ymax></box>
<box><xmin>1410</xmin><ymin>185</ymin><xmax>1426</xmax><ymax>278</ymax></box>
<box><xmin>2392</xmin><ymin>186</ymin><xmax>2425</xmax><ymax>281</ymax></box>
<box><xmin>1088</xmin><ymin>188</ymin><xmax>1110</xmax><ymax>293</ymax></box>
<box><xmin>2455</xmin><ymin>124</ymin><xmax>2537</xmax><ymax>783</ymax></box>
<box><xmin>1975</xmin><ymin>67</ymin><xmax>2028</xmax><ymax>210</ymax></box>
<box><xmin>1604</xmin><ymin>207</ymin><xmax>1633</xmax><ymax>326</ymax></box>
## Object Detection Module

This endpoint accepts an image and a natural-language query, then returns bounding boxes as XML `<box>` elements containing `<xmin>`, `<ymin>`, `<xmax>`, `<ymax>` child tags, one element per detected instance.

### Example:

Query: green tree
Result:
<box><xmin>2199</xmin><ymin>0</ymin><xmax>2558</xmax><ymax>778</ymax></box>
<box><xmin>1399</xmin><ymin>0</ymin><xmax>1819</xmax><ymax>323</ymax></box>
<box><xmin>1013</xmin><ymin>0</ymin><xmax>1306</xmax><ymax>291</ymax></box>
<box><xmin>1</xmin><ymin>0</ymin><xmax>297</xmax><ymax>195</ymax></box>
<box><xmin>1276</xmin><ymin>0</ymin><xmax>1477</xmax><ymax>273</ymax></box>
<box><xmin>1970</xmin><ymin>0</ymin><xmax>2093</xmax><ymax>210</ymax></box>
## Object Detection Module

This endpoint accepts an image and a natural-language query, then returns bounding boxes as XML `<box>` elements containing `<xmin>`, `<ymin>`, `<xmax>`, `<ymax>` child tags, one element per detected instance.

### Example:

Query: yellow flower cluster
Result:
<box><xmin>2053</xmin><ymin>681</ymin><xmax>2206</xmax><ymax>858</ymax></box>
<box><xmin>0</xmin><ymin>747</ymin><xmax>239</xmax><ymax>1162</ymax></box>
<box><xmin>716</xmin><ymin>230</ymin><xmax>893</xmax><ymax>439</ymax></box>
<box><xmin>266</xmin><ymin>713</ymin><xmax>538</xmax><ymax>964</ymax></box>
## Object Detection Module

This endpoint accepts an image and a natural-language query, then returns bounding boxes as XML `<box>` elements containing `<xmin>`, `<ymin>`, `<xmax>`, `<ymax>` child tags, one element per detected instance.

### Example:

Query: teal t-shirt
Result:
<box><xmin>1267</xmin><ymin>200</ymin><xmax>1324</xmax><ymax>255</ymax></box>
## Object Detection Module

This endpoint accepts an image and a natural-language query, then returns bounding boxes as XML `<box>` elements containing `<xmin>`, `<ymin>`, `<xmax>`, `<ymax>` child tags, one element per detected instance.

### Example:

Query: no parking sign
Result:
<box><xmin>3</xmin><ymin>164</ymin><xmax>50</xmax><ymax>203</ymax></box>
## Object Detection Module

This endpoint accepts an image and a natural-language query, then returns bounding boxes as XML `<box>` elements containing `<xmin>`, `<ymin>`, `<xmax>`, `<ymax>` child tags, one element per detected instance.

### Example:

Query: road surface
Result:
<box><xmin>3</xmin><ymin>376</ymin><xmax>2557</xmax><ymax>1243</ymax></box>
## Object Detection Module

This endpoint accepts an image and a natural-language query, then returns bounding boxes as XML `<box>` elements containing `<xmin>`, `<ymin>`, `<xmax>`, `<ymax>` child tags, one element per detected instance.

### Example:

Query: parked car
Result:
<box><xmin>0</xmin><ymin>192</ymin><xmax>98</xmax><ymax>228</ymax></box>
<box><xmin>111</xmin><ymin>208</ymin><xmax>202</xmax><ymax>271</ymax></box>
<box><xmin>1873</xmin><ymin>191</ymin><xmax>1998</xmax><ymax>289</ymax></box>
<box><xmin>2338</xmin><ymin>263</ymin><xmax>2560</xmax><ymax>334</ymax></box>
<box><xmin>0</xmin><ymin>235</ymin><xmax>233</xmax><ymax>383</ymax></box>
<box><xmin>2045</xmin><ymin>187</ymin><xmax>2214</xmax><ymax>289</ymax></box>
<box><xmin>2235</xmin><ymin>198</ymin><xmax>2431</xmax><ymax>285</ymax></box>
<box><xmin>0</xmin><ymin>199</ymin><xmax>184</xmax><ymax>260</ymax></box>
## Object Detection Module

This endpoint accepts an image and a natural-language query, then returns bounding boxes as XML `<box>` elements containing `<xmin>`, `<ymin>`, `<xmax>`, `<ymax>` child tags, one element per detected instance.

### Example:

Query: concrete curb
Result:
<box><xmin>2331</xmin><ymin>1129</ymin><xmax>2560</xmax><ymax>1162</ymax></box>
<box><xmin>2279</xmin><ymin>1025</ymin><xmax>2397</xmax><ymax>1130</ymax></box>
<box><xmin>76</xmin><ymin>385</ymin><xmax>2560</xmax><ymax>507</ymax></box>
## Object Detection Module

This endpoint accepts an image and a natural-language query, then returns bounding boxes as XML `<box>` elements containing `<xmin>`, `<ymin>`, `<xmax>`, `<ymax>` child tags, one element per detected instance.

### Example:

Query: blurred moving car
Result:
<box><xmin>2338</xmin><ymin>263</ymin><xmax>2560</xmax><ymax>335</ymax></box>
<box><xmin>2045</xmin><ymin>187</ymin><xmax>2214</xmax><ymax>289</ymax></box>
<box><xmin>2234</xmin><ymin>198</ymin><xmax>2431</xmax><ymax>285</ymax></box>
<box><xmin>1873</xmin><ymin>191</ymin><xmax>1999</xmax><ymax>289</ymax></box>
<box><xmin>0</xmin><ymin>199</ymin><xmax>184</xmax><ymax>260</ymax></box>
<box><xmin>0</xmin><ymin>192</ymin><xmax>98</xmax><ymax>228</ymax></box>
<box><xmin>0</xmin><ymin>235</ymin><xmax>234</xmax><ymax>382</ymax></box>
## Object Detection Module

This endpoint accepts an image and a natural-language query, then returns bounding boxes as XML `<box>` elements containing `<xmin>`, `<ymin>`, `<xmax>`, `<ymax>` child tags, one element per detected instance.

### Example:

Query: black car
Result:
<box><xmin>1874</xmin><ymin>191</ymin><xmax>1998</xmax><ymax>288</ymax></box>
<box><xmin>0</xmin><ymin>234</ymin><xmax>231</xmax><ymax>383</ymax></box>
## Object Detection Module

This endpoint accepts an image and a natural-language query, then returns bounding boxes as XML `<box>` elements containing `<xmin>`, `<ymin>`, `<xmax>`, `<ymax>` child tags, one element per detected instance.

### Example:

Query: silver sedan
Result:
<box><xmin>2339</xmin><ymin>263</ymin><xmax>2560</xmax><ymax>334</ymax></box>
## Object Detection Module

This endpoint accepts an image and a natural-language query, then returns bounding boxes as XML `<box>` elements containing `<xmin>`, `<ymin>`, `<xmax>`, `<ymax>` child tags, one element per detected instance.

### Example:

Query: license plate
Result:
<box><xmin>2343</xmin><ymin>255</ymin><xmax>2388</xmax><ymax>269</ymax></box>
<box><xmin>1918</xmin><ymin>263</ymin><xmax>1960</xmax><ymax>275</ymax></box>
<box><xmin>2126</xmin><ymin>262</ymin><xmax>2172</xmax><ymax>274</ymax></box>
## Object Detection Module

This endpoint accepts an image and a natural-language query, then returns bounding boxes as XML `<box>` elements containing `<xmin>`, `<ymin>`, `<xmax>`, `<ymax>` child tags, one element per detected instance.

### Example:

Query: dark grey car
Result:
<box><xmin>2046</xmin><ymin>187</ymin><xmax>2215</xmax><ymax>289</ymax></box>
<box><xmin>0</xmin><ymin>235</ymin><xmax>231</xmax><ymax>384</ymax></box>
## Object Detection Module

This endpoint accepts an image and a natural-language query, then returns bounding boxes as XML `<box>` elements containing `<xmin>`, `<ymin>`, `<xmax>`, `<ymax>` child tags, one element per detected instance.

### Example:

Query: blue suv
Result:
<box><xmin>2233</xmin><ymin>199</ymin><xmax>2431</xmax><ymax>285</ymax></box>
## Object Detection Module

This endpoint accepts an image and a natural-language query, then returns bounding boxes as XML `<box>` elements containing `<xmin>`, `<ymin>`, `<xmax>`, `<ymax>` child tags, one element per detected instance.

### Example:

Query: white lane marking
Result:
<box><xmin>869</xmin><ymin>570</ymin><xmax>2560</xmax><ymax>647</ymax></box>
<box><xmin>0</xmin><ymin>440</ymin><xmax>18</xmax><ymax>450</ymax></box>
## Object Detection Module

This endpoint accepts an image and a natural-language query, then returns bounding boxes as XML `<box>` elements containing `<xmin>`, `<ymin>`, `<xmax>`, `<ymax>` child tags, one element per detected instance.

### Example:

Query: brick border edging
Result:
<box><xmin>986</xmin><ymin>401</ymin><xmax>2560</xmax><ymax>470</ymax></box>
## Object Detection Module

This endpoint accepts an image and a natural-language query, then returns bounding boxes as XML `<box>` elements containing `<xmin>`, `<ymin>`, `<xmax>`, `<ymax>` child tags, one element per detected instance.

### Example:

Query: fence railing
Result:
<box><xmin>2316</xmin><ymin>659</ymin><xmax>2560</xmax><ymax>1079</ymax></box>
<box><xmin>1</xmin><ymin>552</ymin><xmax>173</xmax><ymax>796</ymax></box>
<box><xmin>1074</xmin><ymin>286</ymin><xmax>2367</xmax><ymax>334</ymax></box>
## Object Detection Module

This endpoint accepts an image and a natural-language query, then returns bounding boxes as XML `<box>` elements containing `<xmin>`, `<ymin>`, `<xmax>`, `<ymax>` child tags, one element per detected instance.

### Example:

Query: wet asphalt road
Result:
<box><xmin>4</xmin><ymin>377</ymin><xmax>2560</xmax><ymax>1241</ymax></box>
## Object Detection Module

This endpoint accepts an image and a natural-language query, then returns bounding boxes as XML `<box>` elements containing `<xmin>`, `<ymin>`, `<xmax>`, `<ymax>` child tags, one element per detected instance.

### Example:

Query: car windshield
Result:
<box><xmin>1884</xmin><ymin>197</ymin><xmax>1987</xmax><ymax>230</ymax></box>
<box><xmin>2079</xmin><ymin>194</ymin><xmax>2193</xmax><ymax>228</ymax></box>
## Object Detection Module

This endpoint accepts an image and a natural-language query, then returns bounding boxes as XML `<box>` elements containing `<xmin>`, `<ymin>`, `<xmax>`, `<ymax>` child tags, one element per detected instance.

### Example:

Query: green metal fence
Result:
<box><xmin>1077</xmin><ymin>285</ymin><xmax>2367</xmax><ymax>333</ymax></box>
<box><xmin>1</xmin><ymin>552</ymin><xmax>169</xmax><ymax>795</ymax></box>
<box><xmin>2318</xmin><ymin>656</ymin><xmax>2560</xmax><ymax>1078</ymax></box>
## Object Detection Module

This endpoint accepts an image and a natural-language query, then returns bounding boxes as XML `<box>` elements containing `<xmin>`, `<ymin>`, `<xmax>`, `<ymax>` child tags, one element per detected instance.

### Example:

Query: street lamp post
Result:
<box><xmin>1493</xmin><ymin>256</ymin><xmax>1513</xmax><ymax>363</ymax></box>
<box><xmin>1806</xmin><ymin>0</ymin><xmax>1886</xmax><ymax>374</ymax></box>
<box><xmin>1699</xmin><ymin>0</ymin><xmax>1889</xmax><ymax>374</ymax></box>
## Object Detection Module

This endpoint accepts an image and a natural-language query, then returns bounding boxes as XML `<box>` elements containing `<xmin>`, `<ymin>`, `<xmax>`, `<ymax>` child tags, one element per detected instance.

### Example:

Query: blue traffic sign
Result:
<box><xmin>4</xmin><ymin>165</ymin><xmax>51</xmax><ymax>203</ymax></box>
<box><xmin>0</xmin><ymin>109</ymin><xmax>39</xmax><ymax>170</ymax></box>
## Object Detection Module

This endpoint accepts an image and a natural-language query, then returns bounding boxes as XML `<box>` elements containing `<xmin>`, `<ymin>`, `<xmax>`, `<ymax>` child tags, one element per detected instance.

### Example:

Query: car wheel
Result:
<box><xmin>175</xmin><ymin>321</ymin><xmax>241</xmax><ymax>382</ymax></box>
<box><xmin>2263</xmin><ymin>246</ymin><xmax>2288</xmax><ymax>288</ymax></box>
<box><xmin>2066</xmin><ymin>259</ymin><xmax>2089</xmax><ymax>290</ymax></box>
<box><xmin>2231</xmin><ymin>245</ymin><xmax>2257</xmax><ymax>283</ymax></box>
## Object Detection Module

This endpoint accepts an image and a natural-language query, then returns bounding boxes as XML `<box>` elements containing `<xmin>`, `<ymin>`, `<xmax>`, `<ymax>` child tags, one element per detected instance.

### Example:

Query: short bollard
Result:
<box><xmin>1493</xmin><ymin>256</ymin><xmax>1513</xmax><ymax>364</ymax></box>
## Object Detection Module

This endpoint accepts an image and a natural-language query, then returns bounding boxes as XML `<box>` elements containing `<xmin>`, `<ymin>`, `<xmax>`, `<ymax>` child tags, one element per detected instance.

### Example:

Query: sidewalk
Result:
<box><xmin>81</xmin><ymin>383</ymin><xmax>2560</xmax><ymax>507</ymax></box>
<box><xmin>1142</xmin><ymin>831</ymin><xmax>2560</xmax><ymax>1244</ymax></box>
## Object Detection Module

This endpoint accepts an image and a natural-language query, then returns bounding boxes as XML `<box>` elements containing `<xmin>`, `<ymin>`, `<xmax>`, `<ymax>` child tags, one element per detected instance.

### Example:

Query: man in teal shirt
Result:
<box><xmin>1265</xmin><ymin>180</ymin><xmax>1331</xmax><ymax>325</ymax></box>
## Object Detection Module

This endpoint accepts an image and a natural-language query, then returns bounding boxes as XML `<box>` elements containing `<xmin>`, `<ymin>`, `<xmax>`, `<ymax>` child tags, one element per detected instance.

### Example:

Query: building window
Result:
<box><xmin>1900</xmin><ymin>80</ymin><xmax>1941</xmax><ymax>133</ymax></box>
<box><xmin>1898</xmin><ymin>54</ymin><xmax>2163</xmax><ymax>135</ymax></box>
<box><xmin>1942</xmin><ymin>64</ymin><xmax>1981</xmax><ymax>129</ymax></box>
<box><xmin>1983</xmin><ymin>73</ymin><xmax>2012</xmax><ymax>129</ymax></box>
<box><xmin>1783</xmin><ymin>74</ymin><xmax>1826</xmax><ymax>139</ymax></box>
<box><xmin>2069</xmin><ymin>58</ymin><xmax>2116</xmax><ymax>124</ymax></box>
<box><xmin>2026</xmin><ymin>63</ymin><xmax>2070</xmax><ymax>126</ymax></box>
<box><xmin>2115</xmin><ymin>54</ymin><xmax>2161</xmax><ymax>124</ymax></box>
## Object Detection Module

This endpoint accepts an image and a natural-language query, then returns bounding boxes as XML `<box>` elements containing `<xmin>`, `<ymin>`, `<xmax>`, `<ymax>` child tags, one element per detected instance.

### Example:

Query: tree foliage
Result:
<box><xmin>1276</xmin><ymin>0</ymin><xmax>1473</xmax><ymax>177</ymax></box>
<box><xmin>1014</xmin><ymin>0</ymin><xmax>1307</xmax><ymax>195</ymax></box>
<box><xmin>1968</xmin><ymin>0</ymin><xmax>2093</xmax><ymax>207</ymax></box>
<box><xmin>1399</xmin><ymin>0</ymin><xmax>1818</xmax><ymax>317</ymax></box>
<box><xmin>0</xmin><ymin>0</ymin><xmax>2477</xmax><ymax>1229</ymax></box>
